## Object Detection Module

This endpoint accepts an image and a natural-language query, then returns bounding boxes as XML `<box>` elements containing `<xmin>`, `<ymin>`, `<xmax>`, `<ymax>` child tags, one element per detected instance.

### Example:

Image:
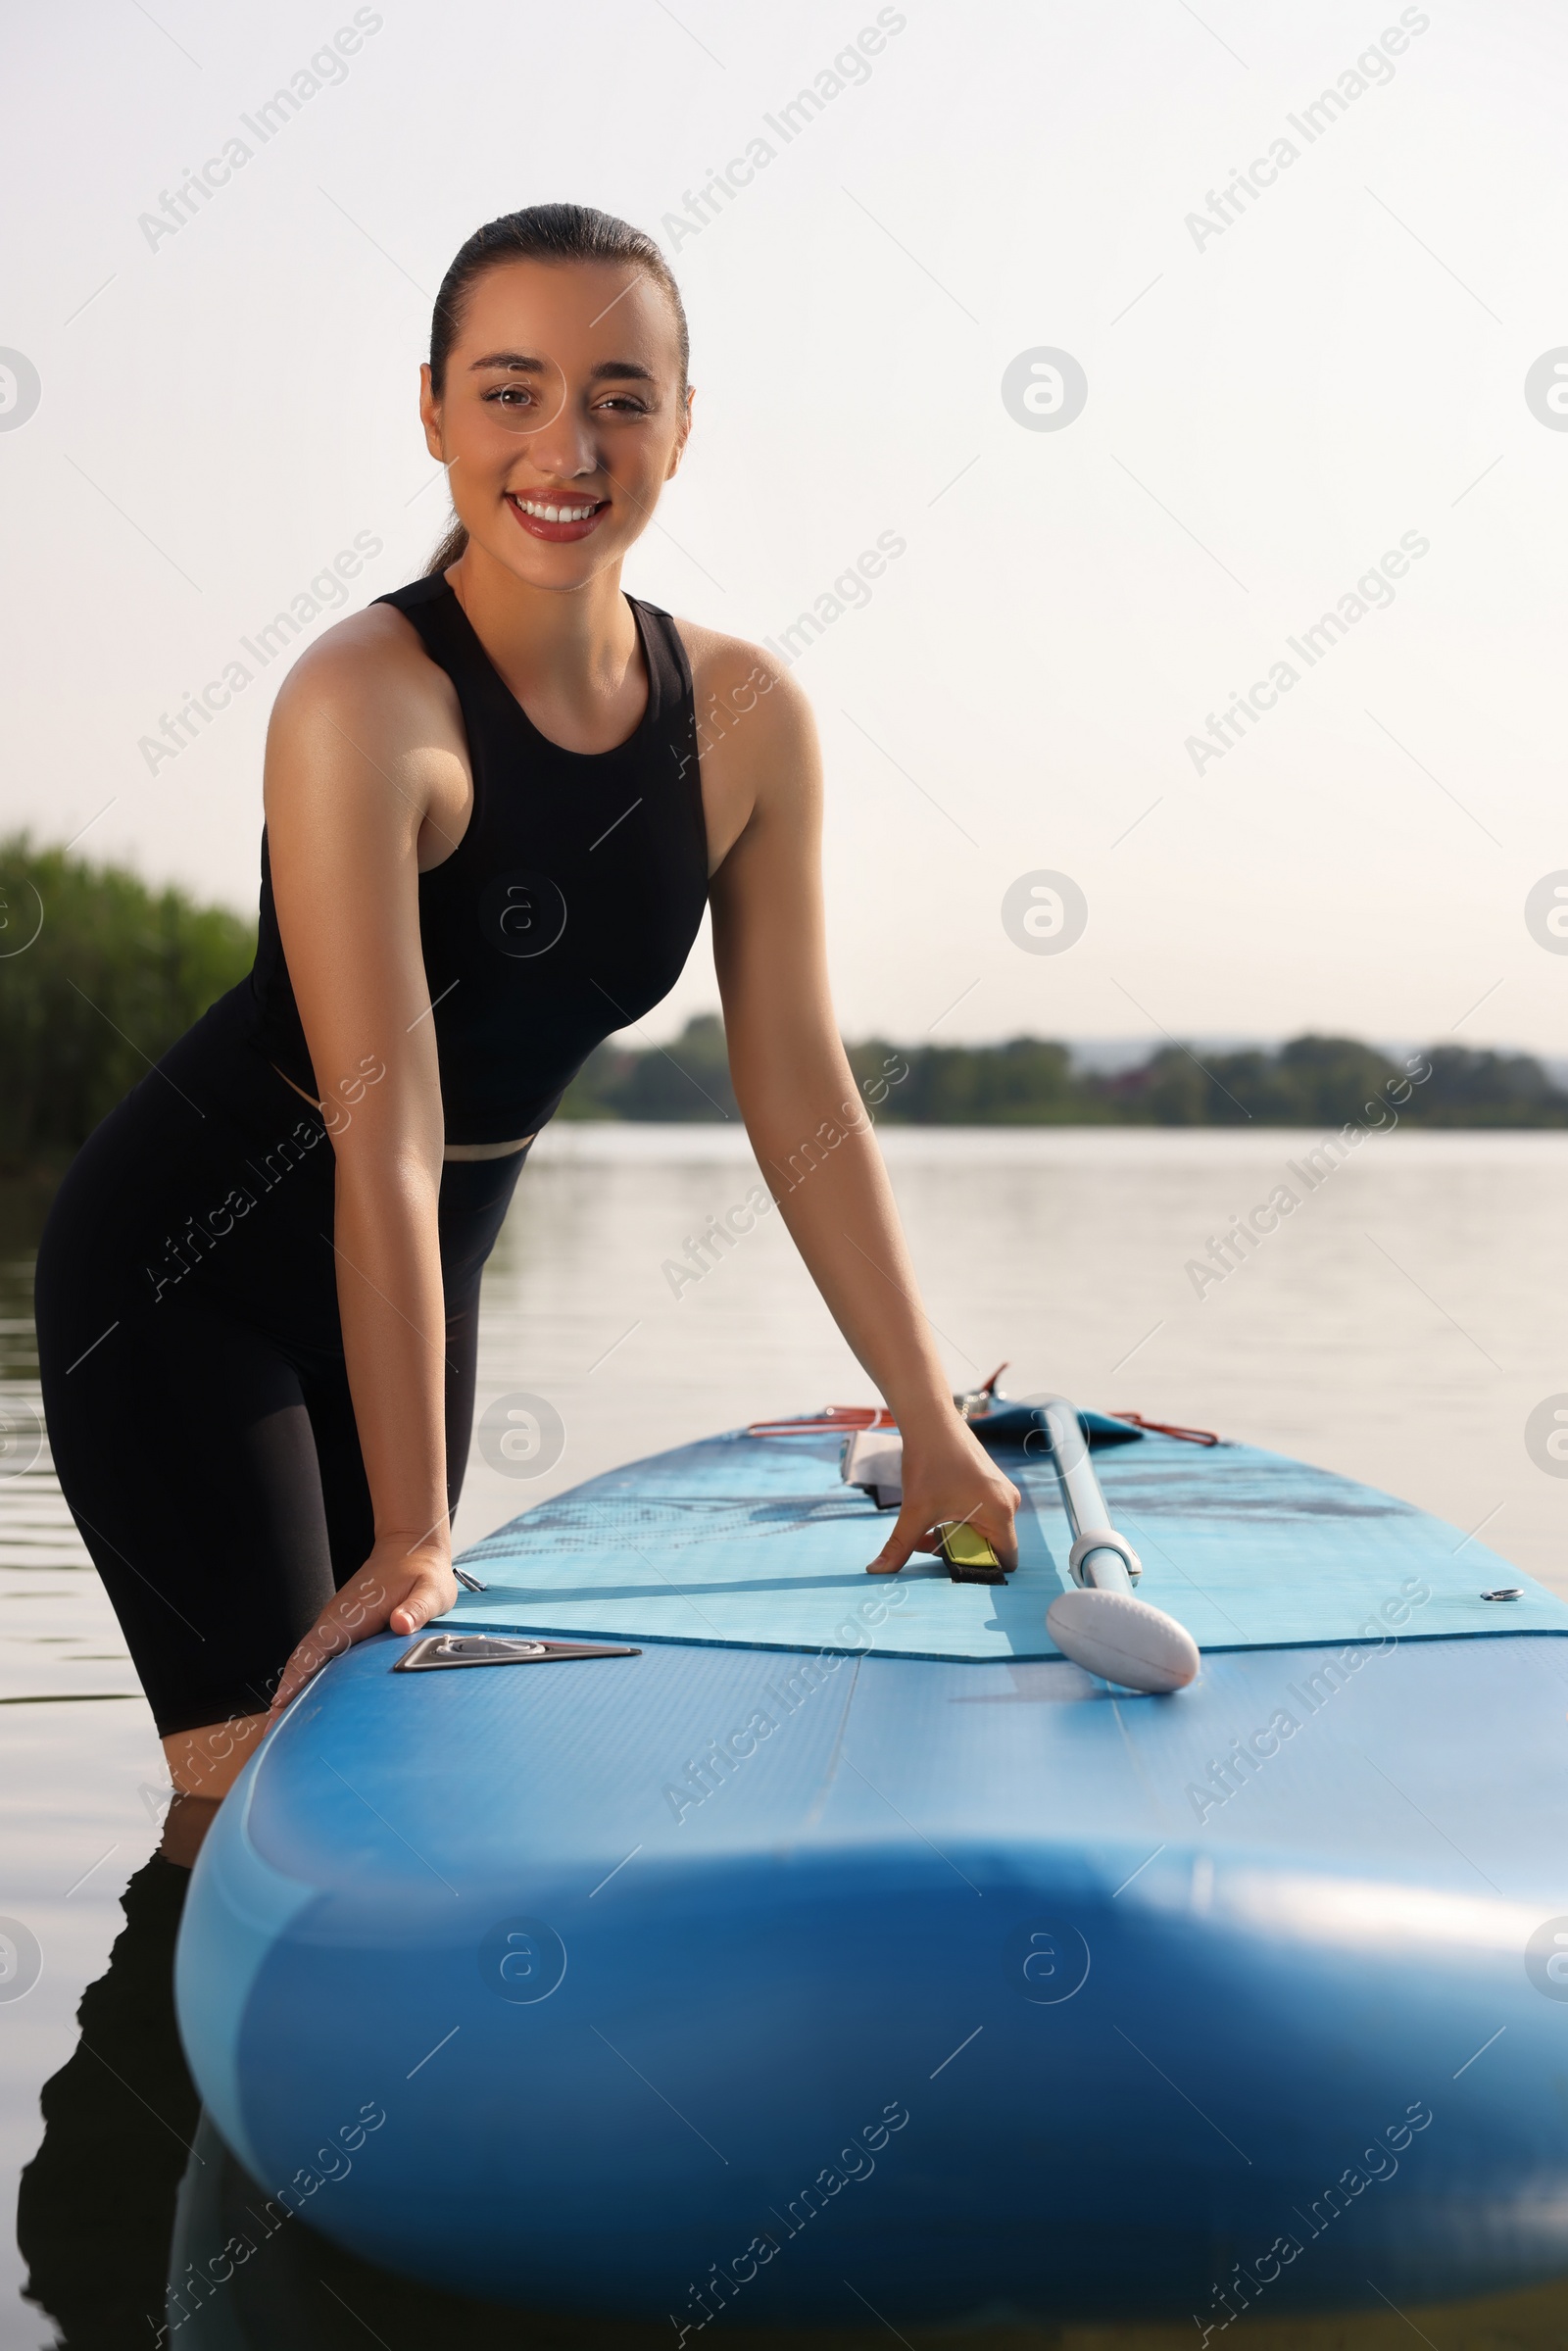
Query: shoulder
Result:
<box><xmin>667</xmin><ymin>619</ymin><xmax>821</xmax><ymax>876</ymax></box>
<box><xmin>670</xmin><ymin>618</ymin><xmax>806</xmax><ymax>723</ymax></box>
<box><xmin>263</xmin><ymin>597</ymin><xmax>468</xmax><ymax>847</ymax></box>
<box><xmin>268</xmin><ymin>596</ymin><xmax>460</xmax><ymax>745</ymax></box>
<box><xmin>669</xmin><ymin>617</ymin><xmax>816</xmax><ymax>760</ymax></box>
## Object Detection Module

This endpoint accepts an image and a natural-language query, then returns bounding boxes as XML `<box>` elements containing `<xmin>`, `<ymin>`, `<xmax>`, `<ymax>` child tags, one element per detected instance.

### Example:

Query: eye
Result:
<box><xmin>595</xmin><ymin>394</ymin><xmax>654</xmax><ymax>416</ymax></box>
<box><xmin>483</xmin><ymin>382</ymin><xmax>536</xmax><ymax>409</ymax></box>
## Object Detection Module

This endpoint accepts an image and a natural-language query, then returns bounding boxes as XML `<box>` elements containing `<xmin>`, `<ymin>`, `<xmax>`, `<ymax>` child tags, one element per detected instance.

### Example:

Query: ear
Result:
<box><xmin>419</xmin><ymin>364</ymin><xmax>446</xmax><ymax>464</ymax></box>
<box><xmin>665</xmin><ymin>384</ymin><xmax>695</xmax><ymax>480</ymax></box>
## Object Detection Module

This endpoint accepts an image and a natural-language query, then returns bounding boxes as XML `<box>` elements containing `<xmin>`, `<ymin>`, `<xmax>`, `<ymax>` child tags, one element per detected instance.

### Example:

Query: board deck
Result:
<box><xmin>449</xmin><ymin>1424</ymin><xmax>1568</xmax><ymax>1660</ymax></box>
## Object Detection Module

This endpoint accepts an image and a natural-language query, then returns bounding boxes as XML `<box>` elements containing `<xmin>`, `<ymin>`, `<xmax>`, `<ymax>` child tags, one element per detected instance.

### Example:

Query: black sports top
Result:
<box><xmin>247</xmin><ymin>575</ymin><xmax>709</xmax><ymax>1144</ymax></box>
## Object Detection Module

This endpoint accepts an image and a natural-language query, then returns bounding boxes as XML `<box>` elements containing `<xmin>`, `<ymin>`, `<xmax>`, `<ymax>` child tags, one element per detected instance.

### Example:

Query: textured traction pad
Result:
<box><xmin>444</xmin><ymin>1428</ymin><xmax>1568</xmax><ymax>1662</ymax></box>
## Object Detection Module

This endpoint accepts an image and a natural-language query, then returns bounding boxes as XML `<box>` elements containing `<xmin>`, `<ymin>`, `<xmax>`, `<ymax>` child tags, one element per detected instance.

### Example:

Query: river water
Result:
<box><xmin>3</xmin><ymin>1126</ymin><xmax>1566</xmax><ymax>2348</ymax></box>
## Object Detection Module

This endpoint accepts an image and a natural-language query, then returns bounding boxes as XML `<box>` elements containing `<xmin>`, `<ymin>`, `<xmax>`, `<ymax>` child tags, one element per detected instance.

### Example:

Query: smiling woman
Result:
<box><xmin>32</xmin><ymin>199</ymin><xmax>1018</xmax><ymax>1828</ymax></box>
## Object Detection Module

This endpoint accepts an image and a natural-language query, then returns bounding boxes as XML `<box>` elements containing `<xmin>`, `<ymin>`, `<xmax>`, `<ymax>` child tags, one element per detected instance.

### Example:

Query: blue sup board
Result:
<box><xmin>176</xmin><ymin>1406</ymin><xmax>1568</xmax><ymax>2331</ymax></box>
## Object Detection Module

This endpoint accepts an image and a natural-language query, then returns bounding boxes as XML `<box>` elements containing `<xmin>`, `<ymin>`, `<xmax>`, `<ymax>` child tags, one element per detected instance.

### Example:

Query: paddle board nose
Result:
<box><xmin>175</xmin><ymin>1626</ymin><xmax>1568</xmax><ymax>2327</ymax></box>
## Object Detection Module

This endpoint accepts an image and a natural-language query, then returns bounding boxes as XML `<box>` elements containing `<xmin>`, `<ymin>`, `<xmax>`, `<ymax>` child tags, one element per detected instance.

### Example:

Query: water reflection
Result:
<box><xmin>19</xmin><ymin>1845</ymin><xmax>196</xmax><ymax>2347</ymax></box>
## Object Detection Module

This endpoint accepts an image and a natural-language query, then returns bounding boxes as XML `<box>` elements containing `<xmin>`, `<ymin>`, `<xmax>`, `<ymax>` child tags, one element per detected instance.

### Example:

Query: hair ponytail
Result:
<box><xmin>425</xmin><ymin>515</ymin><xmax>468</xmax><ymax>574</ymax></box>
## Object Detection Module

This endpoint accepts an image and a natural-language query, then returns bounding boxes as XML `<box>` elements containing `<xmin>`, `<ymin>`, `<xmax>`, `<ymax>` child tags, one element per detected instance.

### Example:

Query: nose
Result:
<box><xmin>515</xmin><ymin>384</ymin><xmax>601</xmax><ymax>483</ymax></box>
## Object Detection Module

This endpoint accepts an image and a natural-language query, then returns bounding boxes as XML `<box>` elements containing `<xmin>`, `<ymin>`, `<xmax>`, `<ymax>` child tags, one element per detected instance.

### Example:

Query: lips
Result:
<box><xmin>506</xmin><ymin>493</ymin><xmax>609</xmax><ymax>545</ymax></box>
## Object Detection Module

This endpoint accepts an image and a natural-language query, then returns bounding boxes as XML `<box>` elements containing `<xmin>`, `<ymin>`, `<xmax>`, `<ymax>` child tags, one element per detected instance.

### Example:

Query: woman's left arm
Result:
<box><xmin>705</xmin><ymin>651</ymin><xmax>1018</xmax><ymax>1574</ymax></box>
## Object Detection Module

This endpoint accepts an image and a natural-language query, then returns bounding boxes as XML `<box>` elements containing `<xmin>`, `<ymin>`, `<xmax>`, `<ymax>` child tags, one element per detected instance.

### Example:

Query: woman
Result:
<box><xmin>35</xmin><ymin>204</ymin><xmax>1018</xmax><ymax>1805</ymax></box>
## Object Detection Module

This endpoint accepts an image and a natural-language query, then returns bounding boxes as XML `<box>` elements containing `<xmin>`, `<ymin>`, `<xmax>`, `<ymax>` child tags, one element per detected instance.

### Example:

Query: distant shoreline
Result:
<box><xmin>561</xmin><ymin>1018</ymin><xmax>1568</xmax><ymax>1132</ymax></box>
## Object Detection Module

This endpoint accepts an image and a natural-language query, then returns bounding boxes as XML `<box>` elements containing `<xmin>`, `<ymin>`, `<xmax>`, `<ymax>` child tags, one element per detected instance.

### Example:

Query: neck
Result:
<box><xmin>445</xmin><ymin>537</ymin><xmax>637</xmax><ymax>704</ymax></box>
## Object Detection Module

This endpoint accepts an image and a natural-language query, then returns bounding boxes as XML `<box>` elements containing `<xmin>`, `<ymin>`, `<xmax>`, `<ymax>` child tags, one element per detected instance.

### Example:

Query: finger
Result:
<box><xmin>270</xmin><ymin>1593</ymin><xmax>372</xmax><ymax>1715</ymax></box>
<box><xmin>271</xmin><ymin>1641</ymin><xmax>323</xmax><ymax>1713</ymax></box>
<box><xmin>865</xmin><ymin>1509</ymin><xmax>936</xmax><ymax>1576</ymax></box>
<box><xmin>973</xmin><ymin>1499</ymin><xmax>1020</xmax><ymax>1571</ymax></box>
<box><xmin>336</xmin><ymin>1576</ymin><xmax>387</xmax><ymax>1634</ymax></box>
<box><xmin>941</xmin><ymin>1496</ymin><xmax>1019</xmax><ymax>1572</ymax></box>
<box><xmin>388</xmin><ymin>1569</ymin><xmax>454</xmax><ymax>1636</ymax></box>
<box><xmin>270</xmin><ymin>1640</ymin><xmax>327</xmax><ymax>1717</ymax></box>
<box><xmin>987</xmin><ymin>1519</ymin><xmax>1020</xmax><ymax>1571</ymax></box>
<box><xmin>924</xmin><ymin>1507</ymin><xmax>1018</xmax><ymax>1573</ymax></box>
<box><xmin>270</xmin><ymin>1570</ymin><xmax>431</xmax><ymax>1716</ymax></box>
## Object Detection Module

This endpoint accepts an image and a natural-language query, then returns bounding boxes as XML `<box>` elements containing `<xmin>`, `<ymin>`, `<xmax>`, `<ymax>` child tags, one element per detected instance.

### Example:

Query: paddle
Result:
<box><xmin>1033</xmin><ymin>1397</ymin><xmax>1199</xmax><ymax>1695</ymax></box>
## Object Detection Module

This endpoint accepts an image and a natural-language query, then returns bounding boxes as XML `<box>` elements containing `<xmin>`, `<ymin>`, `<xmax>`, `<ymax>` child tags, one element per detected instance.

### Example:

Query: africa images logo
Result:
<box><xmin>0</xmin><ymin>351</ymin><xmax>41</xmax><ymax>432</ymax></box>
<box><xmin>1001</xmin><ymin>348</ymin><xmax>1088</xmax><ymax>433</ymax></box>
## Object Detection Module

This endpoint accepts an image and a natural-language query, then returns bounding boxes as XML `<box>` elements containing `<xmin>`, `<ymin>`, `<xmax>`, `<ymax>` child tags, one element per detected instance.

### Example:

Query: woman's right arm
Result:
<box><xmin>260</xmin><ymin>617</ymin><xmax>465</xmax><ymax>1713</ymax></box>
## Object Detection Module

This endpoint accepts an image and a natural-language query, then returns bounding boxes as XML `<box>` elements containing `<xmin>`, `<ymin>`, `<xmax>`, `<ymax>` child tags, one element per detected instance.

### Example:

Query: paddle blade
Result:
<box><xmin>1047</xmin><ymin>1588</ymin><xmax>1199</xmax><ymax>1694</ymax></box>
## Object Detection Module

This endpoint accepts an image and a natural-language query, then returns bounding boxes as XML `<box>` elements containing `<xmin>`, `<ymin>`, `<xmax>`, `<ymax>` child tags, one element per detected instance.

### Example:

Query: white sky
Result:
<box><xmin>3</xmin><ymin>0</ymin><xmax>1567</xmax><ymax>1052</ymax></box>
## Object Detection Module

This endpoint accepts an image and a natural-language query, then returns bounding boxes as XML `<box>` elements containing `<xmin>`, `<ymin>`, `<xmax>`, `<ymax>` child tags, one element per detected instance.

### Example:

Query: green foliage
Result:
<box><xmin>6</xmin><ymin>835</ymin><xmax>1567</xmax><ymax>1171</ymax></box>
<box><xmin>1104</xmin><ymin>1034</ymin><xmax>1568</xmax><ymax>1129</ymax></box>
<box><xmin>848</xmin><ymin>1037</ymin><xmax>1090</xmax><ymax>1125</ymax></box>
<box><xmin>560</xmin><ymin>1012</ymin><xmax>738</xmax><ymax>1122</ymax></box>
<box><xmin>564</xmin><ymin>1017</ymin><xmax>1568</xmax><ymax>1130</ymax></box>
<box><xmin>1106</xmin><ymin>1034</ymin><xmax>1414</xmax><ymax>1126</ymax></box>
<box><xmin>1411</xmin><ymin>1046</ymin><xmax>1568</xmax><ymax>1126</ymax></box>
<box><xmin>0</xmin><ymin>835</ymin><xmax>255</xmax><ymax>1173</ymax></box>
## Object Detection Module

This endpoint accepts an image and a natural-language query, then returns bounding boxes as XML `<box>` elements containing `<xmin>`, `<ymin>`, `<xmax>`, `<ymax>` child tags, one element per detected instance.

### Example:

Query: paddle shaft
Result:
<box><xmin>1077</xmin><ymin>1546</ymin><xmax>1136</xmax><ymax>1594</ymax></box>
<box><xmin>1040</xmin><ymin>1398</ymin><xmax>1141</xmax><ymax>1596</ymax></box>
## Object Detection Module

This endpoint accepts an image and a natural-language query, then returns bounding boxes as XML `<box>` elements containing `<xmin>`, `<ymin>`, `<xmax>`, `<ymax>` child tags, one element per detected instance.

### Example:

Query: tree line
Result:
<box><xmin>2</xmin><ymin>837</ymin><xmax>1564</xmax><ymax>1174</ymax></box>
<box><xmin>564</xmin><ymin>1019</ymin><xmax>1568</xmax><ymax>1129</ymax></box>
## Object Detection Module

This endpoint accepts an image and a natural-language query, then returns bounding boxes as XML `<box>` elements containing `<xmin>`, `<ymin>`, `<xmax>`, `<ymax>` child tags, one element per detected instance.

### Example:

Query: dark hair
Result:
<box><xmin>423</xmin><ymin>203</ymin><xmax>689</xmax><ymax>574</ymax></box>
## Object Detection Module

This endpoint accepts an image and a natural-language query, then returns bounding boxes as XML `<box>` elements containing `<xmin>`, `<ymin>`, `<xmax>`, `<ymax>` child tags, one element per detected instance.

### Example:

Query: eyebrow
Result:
<box><xmin>466</xmin><ymin>350</ymin><xmax>658</xmax><ymax>383</ymax></box>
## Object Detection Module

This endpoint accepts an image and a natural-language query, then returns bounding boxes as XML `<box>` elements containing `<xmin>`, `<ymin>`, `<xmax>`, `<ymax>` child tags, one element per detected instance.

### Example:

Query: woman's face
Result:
<box><xmin>420</xmin><ymin>257</ymin><xmax>690</xmax><ymax>592</ymax></box>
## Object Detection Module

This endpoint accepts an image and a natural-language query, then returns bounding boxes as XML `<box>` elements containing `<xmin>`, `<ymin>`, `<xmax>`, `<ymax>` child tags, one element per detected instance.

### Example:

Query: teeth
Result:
<box><xmin>514</xmin><ymin>497</ymin><xmax>598</xmax><ymax>523</ymax></box>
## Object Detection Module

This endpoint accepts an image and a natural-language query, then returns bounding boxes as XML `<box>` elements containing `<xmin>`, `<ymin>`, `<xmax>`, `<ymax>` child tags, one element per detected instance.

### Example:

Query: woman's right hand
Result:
<box><xmin>269</xmin><ymin>1537</ymin><xmax>457</xmax><ymax>1718</ymax></box>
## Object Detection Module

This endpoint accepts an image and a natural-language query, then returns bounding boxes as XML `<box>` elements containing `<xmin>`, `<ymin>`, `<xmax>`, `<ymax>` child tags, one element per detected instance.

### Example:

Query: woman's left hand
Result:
<box><xmin>865</xmin><ymin>1417</ymin><xmax>1020</xmax><ymax>1576</ymax></box>
<box><xmin>268</xmin><ymin>1537</ymin><xmax>457</xmax><ymax>1718</ymax></box>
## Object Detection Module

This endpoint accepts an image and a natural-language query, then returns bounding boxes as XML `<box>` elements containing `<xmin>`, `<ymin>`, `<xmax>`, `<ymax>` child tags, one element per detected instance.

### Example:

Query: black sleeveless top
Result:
<box><xmin>247</xmin><ymin>576</ymin><xmax>709</xmax><ymax>1144</ymax></box>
